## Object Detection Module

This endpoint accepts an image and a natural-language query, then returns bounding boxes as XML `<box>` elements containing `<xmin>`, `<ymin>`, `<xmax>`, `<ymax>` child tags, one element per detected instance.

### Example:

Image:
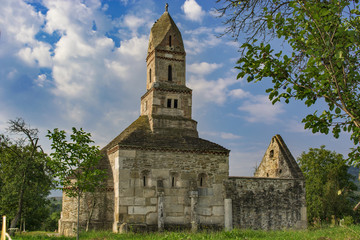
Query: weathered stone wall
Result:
<box><xmin>58</xmin><ymin>190</ymin><xmax>114</xmax><ymax>236</ymax></box>
<box><xmin>112</xmin><ymin>148</ymin><xmax>229</xmax><ymax>231</ymax></box>
<box><xmin>224</xmin><ymin>177</ymin><xmax>307</xmax><ymax>230</ymax></box>
<box><xmin>58</xmin><ymin>155</ymin><xmax>115</xmax><ymax>236</ymax></box>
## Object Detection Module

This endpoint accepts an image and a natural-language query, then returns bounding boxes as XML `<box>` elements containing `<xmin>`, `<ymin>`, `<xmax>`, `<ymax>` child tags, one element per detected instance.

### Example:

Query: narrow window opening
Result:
<box><xmin>168</xmin><ymin>65</ymin><xmax>172</xmax><ymax>81</ymax></box>
<box><xmin>172</xmin><ymin>177</ymin><xmax>175</xmax><ymax>187</ymax></box>
<box><xmin>269</xmin><ymin>150</ymin><xmax>274</xmax><ymax>158</ymax></box>
<box><xmin>143</xmin><ymin>176</ymin><xmax>146</xmax><ymax>187</ymax></box>
<box><xmin>279</xmin><ymin>169</ymin><xmax>282</xmax><ymax>174</ymax></box>
<box><xmin>200</xmin><ymin>177</ymin><xmax>203</xmax><ymax>187</ymax></box>
<box><xmin>266</xmin><ymin>173</ymin><xmax>269</xmax><ymax>177</ymax></box>
<box><xmin>174</xmin><ymin>99</ymin><xmax>178</xmax><ymax>108</ymax></box>
<box><xmin>169</xmin><ymin>35</ymin><xmax>172</xmax><ymax>47</ymax></box>
<box><xmin>167</xmin><ymin>99</ymin><xmax>172</xmax><ymax>108</ymax></box>
<box><xmin>149</xmin><ymin>69</ymin><xmax>152</xmax><ymax>83</ymax></box>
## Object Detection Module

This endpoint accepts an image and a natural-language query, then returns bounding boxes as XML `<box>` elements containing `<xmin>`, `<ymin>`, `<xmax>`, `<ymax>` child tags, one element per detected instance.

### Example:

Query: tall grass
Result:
<box><xmin>10</xmin><ymin>225</ymin><xmax>360</xmax><ymax>240</ymax></box>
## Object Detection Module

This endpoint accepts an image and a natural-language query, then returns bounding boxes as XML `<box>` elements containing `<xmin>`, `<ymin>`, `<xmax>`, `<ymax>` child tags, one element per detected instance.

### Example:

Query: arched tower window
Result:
<box><xmin>169</xmin><ymin>35</ymin><xmax>172</xmax><ymax>47</ymax></box>
<box><xmin>149</xmin><ymin>68</ymin><xmax>152</xmax><ymax>83</ymax></box>
<box><xmin>168</xmin><ymin>65</ymin><xmax>172</xmax><ymax>81</ymax></box>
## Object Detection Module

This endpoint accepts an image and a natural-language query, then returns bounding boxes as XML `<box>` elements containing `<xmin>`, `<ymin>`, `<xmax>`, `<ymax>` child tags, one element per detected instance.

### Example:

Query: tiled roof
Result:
<box><xmin>102</xmin><ymin>115</ymin><xmax>229</xmax><ymax>155</ymax></box>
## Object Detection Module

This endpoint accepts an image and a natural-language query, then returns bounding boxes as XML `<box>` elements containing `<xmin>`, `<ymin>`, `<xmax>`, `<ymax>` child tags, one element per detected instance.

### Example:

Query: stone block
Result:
<box><xmin>119</xmin><ymin>206</ymin><xmax>128</xmax><ymax>214</ymax></box>
<box><xmin>146</xmin><ymin>212</ymin><xmax>158</xmax><ymax>225</ymax></box>
<box><xmin>144</xmin><ymin>188</ymin><xmax>156</xmax><ymax>198</ymax></box>
<box><xmin>151</xmin><ymin>169</ymin><xmax>169</xmax><ymax>179</ymax></box>
<box><xmin>212</xmin><ymin>206</ymin><xmax>224</xmax><ymax>216</ymax></box>
<box><xmin>197</xmin><ymin>207</ymin><xmax>212</xmax><ymax>216</ymax></box>
<box><xmin>165</xmin><ymin>216</ymin><xmax>185</xmax><ymax>224</ymax></box>
<box><xmin>120</xmin><ymin>197</ymin><xmax>136</xmax><ymax>205</ymax></box>
<box><xmin>198</xmin><ymin>188</ymin><xmax>213</xmax><ymax>196</ymax></box>
<box><xmin>128</xmin><ymin>206</ymin><xmax>157</xmax><ymax>215</ymax></box>
<box><xmin>135</xmin><ymin>197</ymin><xmax>146</xmax><ymax>205</ymax></box>
<box><xmin>165</xmin><ymin>204</ymin><xmax>184</xmax><ymax>213</ymax></box>
<box><xmin>119</xmin><ymin>149</ymin><xmax>136</xmax><ymax>158</ymax></box>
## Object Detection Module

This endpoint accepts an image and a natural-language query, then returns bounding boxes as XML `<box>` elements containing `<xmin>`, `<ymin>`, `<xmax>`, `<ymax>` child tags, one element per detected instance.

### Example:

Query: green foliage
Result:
<box><xmin>46</xmin><ymin>128</ymin><xmax>106</xmax><ymax>239</ymax></box>
<box><xmin>220</xmin><ymin>0</ymin><xmax>360</xmax><ymax>164</ymax></box>
<box><xmin>46</xmin><ymin>128</ymin><xmax>106</xmax><ymax>198</ymax></box>
<box><xmin>343</xmin><ymin>215</ymin><xmax>354</xmax><ymax>226</ymax></box>
<box><xmin>41</xmin><ymin>198</ymin><xmax>62</xmax><ymax>231</ymax></box>
<box><xmin>297</xmin><ymin>146</ymin><xmax>358</xmax><ymax>224</ymax></box>
<box><xmin>0</xmin><ymin>118</ymin><xmax>53</xmax><ymax>230</ymax></box>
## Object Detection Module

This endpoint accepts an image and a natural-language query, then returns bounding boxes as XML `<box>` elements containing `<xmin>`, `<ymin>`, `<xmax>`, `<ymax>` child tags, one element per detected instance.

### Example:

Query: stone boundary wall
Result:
<box><xmin>224</xmin><ymin>177</ymin><xmax>307</xmax><ymax>230</ymax></box>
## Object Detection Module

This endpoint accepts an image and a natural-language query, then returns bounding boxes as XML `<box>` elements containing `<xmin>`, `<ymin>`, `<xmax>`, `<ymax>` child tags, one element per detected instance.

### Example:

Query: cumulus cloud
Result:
<box><xmin>238</xmin><ymin>95</ymin><xmax>285</xmax><ymax>124</ymax></box>
<box><xmin>229</xmin><ymin>89</ymin><xmax>251</xmax><ymax>99</ymax></box>
<box><xmin>181</xmin><ymin>0</ymin><xmax>205</xmax><ymax>22</ymax></box>
<box><xmin>187</xmin><ymin>62</ymin><xmax>222</xmax><ymax>76</ymax></box>
<box><xmin>188</xmin><ymin>76</ymin><xmax>237</xmax><ymax>105</ymax></box>
<box><xmin>183</xmin><ymin>27</ymin><xmax>222</xmax><ymax>54</ymax></box>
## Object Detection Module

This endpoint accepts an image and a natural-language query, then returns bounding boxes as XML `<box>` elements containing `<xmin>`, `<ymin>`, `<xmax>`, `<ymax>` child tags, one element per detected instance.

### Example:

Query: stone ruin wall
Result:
<box><xmin>111</xmin><ymin>148</ymin><xmax>229</xmax><ymax>231</ymax></box>
<box><xmin>58</xmin><ymin>190</ymin><xmax>114</xmax><ymax>236</ymax></box>
<box><xmin>58</xmin><ymin>155</ymin><xmax>115</xmax><ymax>236</ymax></box>
<box><xmin>224</xmin><ymin>177</ymin><xmax>307</xmax><ymax>230</ymax></box>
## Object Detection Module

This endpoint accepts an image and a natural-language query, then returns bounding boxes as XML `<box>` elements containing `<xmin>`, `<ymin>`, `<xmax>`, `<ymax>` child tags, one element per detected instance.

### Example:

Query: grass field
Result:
<box><xmin>9</xmin><ymin>225</ymin><xmax>360</xmax><ymax>240</ymax></box>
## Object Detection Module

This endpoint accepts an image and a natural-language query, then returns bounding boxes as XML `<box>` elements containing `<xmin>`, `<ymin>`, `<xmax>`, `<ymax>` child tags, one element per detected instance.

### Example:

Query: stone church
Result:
<box><xmin>58</xmin><ymin>6</ymin><xmax>307</xmax><ymax>235</ymax></box>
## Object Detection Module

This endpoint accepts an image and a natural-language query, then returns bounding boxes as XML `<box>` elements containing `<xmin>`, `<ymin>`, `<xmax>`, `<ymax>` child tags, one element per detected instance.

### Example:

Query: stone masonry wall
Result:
<box><xmin>112</xmin><ymin>148</ymin><xmax>229</xmax><ymax>231</ymax></box>
<box><xmin>224</xmin><ymin>177</ymin><xmax>307</xmax><ymax>230</ymax></box>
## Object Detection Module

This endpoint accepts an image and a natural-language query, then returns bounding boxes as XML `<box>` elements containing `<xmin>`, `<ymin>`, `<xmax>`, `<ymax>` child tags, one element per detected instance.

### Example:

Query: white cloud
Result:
<box><xmin>201</xmin><ymin>131</ymin><xmax>242</xmax><ymax>140</ymax></box>
<box><xmin>34</xmin><ymin>74</ymin><xmax>49</xmax><ymax>87</ymax></box>
<box><xmin>188</xmin><ymin>76</ymin><xmax>237</xmax><ymax>105</ymax></box>
<box><xmin>181</xmin><ymin>0</ymin><xmax>205</xmax><ymax>22</ymax></box>
<box><xmin>238</xmin><ymin>95</ymin><xmax>285</xmax><ymax>124</ymax></box>
<box><xmin>229</xmin><ymin>89</ymin><xmax>250</xmax><ymax>99</ymax></box>
<box><xmin>183</xmin><ymin>27</ymin><xmax>222</xmax><ymax>55</ymax></box>
<box><xmin>123</xmin><ymin>15</ymin><xmax>146</xmax><ymax>34</ymax></box>
<box><xmin>187</xmin><ymin>62</ymin><xmax>222</xmax><ymax>76</ymax></box>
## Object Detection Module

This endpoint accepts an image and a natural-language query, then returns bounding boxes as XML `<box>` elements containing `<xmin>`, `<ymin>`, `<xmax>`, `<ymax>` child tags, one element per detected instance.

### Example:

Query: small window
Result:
<box><xmin>198</xmin><ymin>173</ymin><xmax>207</xmax><ymax>187</ymax></box>
<box><xmin>269</xmin><ymin>150</ymin><xmax>274</xmax><ymax>158</ymax></box>
<box><xmin>174</xmin><ymin>99</ymin><xmax>178</xmax><ymax>108</ymax></box>
<box><xmin>168</xmin><ymin>65</ymin><xmax>172</xmax><ymax>81</ymax></box>
<box><xmin>266</xmin><ymin>173</ymin><xmax>269</xmax><ymax>177</ymax></box>
<box><xmin>143</xmin><ymin>175</ymin><xmax>146</xmax><ymax>187</ymax></box>
<box><xmin>169</xmin><ymin>35</ymin><xmax>172</xmax><ymax>47</ymax></box>
<box><xmin>167</xmin><ymin>99</ymin><xmax>172</xmax><ymax>108</ymax></box>
<box><xmin>144</xmin><ymin>101</ymin><xmax>147</xmax><ymax>111</ymax></box>
<box><xmin>172</xmin><ymin>176</ymin><xmax>175</xmax><ymax>187</ymax></box>
<box><xmin>149</xmin><ymin>69</ymin><xmax>152</xmax><ymax>83</ymax></box>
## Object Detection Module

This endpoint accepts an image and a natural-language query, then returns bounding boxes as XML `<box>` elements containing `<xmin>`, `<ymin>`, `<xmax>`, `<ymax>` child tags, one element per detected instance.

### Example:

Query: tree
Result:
<box><xmin>217</xmin><ymin>0</ymin><xmax>360</xmax><ymax>164</ymax></box>
<box><xmin>298</xmin><ymin>146</ymin><xmax>358</xmax><ymax>224</ymax></box>
<box><xmin>0</xmin><ymin>118</ymin><xmax>53</xmax><ymax>232</ymax></box>
<box><xmin>46</xmin><ymin>128</ymin><xmax>106</xmax><ymax>240</ymax></box>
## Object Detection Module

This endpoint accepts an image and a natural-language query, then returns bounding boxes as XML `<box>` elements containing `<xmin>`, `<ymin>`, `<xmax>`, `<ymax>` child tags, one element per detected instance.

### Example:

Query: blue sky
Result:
<box><xmin>0</xmin><ymin>0</ymin><xmax>354</xmax><ymax>177</ymax></box>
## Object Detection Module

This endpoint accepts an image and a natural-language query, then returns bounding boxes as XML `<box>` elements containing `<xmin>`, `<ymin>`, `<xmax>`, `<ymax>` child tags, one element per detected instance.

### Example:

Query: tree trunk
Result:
<box><xmin>9</xmin><ymin>174</ymin><xmax>26</xmax><ymax>235</ymax></box>
<box><xmin>85</xmin><ymin>193</ymin><xmax>96</xmax><ymax>232</ymax></box>
<box><xmin>77</xmin><ymin>194</ymin><xmax>80</xmax><ymax>240</ymax></box>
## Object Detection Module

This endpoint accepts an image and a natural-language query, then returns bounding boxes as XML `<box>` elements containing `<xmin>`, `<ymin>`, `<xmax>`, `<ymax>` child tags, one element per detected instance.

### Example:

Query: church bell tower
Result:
<box><xmin>140</xmin><ymin>4</ymin><xmax>198</xmax><ymax>137</ymax></box>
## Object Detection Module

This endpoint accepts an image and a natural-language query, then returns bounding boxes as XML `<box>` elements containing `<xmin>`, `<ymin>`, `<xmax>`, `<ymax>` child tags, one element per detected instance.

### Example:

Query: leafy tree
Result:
<box><xmin>298</xmin><ymin>146</ymin><xmax>358</xmax><ymax>224</ymax></box>
<box><xmin>46</xmin><ymin>128</ymin><xmax>106</xmax><ymax>240</ymax></box>
<box><xmin>0</xmin><ymin>118</ymin><xmax>53</xmax><ymax>232</ymax></box>
<box><xmin>217</xmin><ymin>0</ymin><xmax>360</xmax><ymax>164</ymax></box>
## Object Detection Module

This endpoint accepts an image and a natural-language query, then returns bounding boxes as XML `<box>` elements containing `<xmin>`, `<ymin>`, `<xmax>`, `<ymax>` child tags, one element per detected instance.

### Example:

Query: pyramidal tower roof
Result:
<box><xmin>148</xmin><ymin>5</ymin><xmax>184</xmax><ymax>53</ymax></box>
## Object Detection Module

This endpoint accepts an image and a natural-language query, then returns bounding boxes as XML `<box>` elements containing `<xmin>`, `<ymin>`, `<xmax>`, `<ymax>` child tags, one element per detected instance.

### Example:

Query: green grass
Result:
<box><xmin>9</xmin><ymin>225</ymin><xmax>360</xmax><ymax>240</ymax></box>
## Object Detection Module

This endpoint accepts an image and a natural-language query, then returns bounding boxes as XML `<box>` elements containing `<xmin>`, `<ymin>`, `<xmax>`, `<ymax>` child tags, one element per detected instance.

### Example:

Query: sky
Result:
<box><xmin>0</xmin><ymin>0</ymin><xmax>354</xmax><ymax>179</ymax></box>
